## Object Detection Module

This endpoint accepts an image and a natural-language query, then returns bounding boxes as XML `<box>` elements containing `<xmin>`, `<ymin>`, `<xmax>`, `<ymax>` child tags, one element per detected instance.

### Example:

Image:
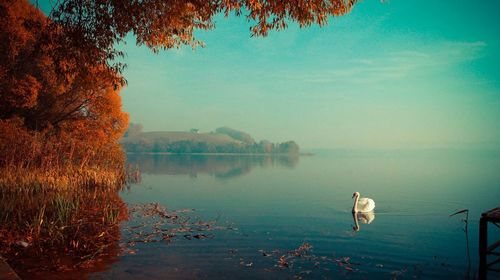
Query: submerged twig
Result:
<box><xmin>450</xmin><ymin>209</ymin><xmax>472</xmax><ymax>279</ymax></box>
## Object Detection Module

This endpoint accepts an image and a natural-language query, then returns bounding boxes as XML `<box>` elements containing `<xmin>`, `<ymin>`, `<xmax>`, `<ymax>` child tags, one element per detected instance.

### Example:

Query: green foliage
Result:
<box><xmin>215</xmin><ymin>127</ymin><xmax>255</xmax><ymax>144</ymax></box>
<box><xmin>277</xmin><ymin>141</ymin><xmax>300</xmax><ymax>155</ymax></box>
<box><xmin>121</xmin><ymin>129</ymin><xmax>299</xmax><ymax>155</ymax></box>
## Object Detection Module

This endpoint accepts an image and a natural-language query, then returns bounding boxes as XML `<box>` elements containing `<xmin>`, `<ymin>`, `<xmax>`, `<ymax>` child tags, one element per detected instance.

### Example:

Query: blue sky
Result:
<box><xmin>39</xmin><ymin>0</ymin><xmax>500</xmax><ymax>149</ymax></box>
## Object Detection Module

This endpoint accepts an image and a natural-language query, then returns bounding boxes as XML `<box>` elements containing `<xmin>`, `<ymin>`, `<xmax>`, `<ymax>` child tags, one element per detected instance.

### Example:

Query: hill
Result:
<box><xmin>121</xmin><ymin>131</ymin><xmax>241</xmax><ymax>146</ymax></box>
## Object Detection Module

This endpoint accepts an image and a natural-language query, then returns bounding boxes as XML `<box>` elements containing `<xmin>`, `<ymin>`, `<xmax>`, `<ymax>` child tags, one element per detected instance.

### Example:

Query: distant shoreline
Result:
<box><xmin>121</xmin><ymin>127</ymin><xmax>302</xmax><ymax>155</ymax></box>
<box><xmin>126</xmin><ymin>152</ymin><xmax>314</xmax><ymax>156</ymax></box>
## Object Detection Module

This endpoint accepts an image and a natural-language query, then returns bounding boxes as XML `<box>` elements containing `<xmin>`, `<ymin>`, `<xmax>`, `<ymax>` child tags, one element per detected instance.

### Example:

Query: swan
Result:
<box><xmin>352</xmin><ymin>192</ymin><xmax>375</xmax><ymax>213</ymax></box>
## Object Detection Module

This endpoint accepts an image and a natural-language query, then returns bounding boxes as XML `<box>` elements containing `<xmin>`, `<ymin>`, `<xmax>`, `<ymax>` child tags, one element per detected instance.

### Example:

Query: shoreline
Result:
<box><xmin>125</xmin><ymin>152</ymin><xmax>314</xmax><ymax>156</ymax></box>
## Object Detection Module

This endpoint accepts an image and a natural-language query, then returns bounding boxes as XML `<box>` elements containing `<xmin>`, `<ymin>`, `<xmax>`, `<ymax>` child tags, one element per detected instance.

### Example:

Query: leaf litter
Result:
<box><xmin>247</xmin><ymin>242</ymin><xmax>361</xmax><ymax>277</ymax></box>
<box><xmin>119</xmin><ymin>202</ymin><xmax>236</xmax><ymax>255</ymax></box>
<box><xmin>117</xmin><ymin>203</ymin><xmax>436</xmax><ymax>278</ymax></box>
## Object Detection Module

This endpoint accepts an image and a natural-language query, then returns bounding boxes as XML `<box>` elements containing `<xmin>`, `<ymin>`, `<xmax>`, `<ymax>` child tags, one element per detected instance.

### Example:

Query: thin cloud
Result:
<box><xmin>303</xmin><ymin>40</ymin><xmax>487</xmax><ymax>85</ymax></box>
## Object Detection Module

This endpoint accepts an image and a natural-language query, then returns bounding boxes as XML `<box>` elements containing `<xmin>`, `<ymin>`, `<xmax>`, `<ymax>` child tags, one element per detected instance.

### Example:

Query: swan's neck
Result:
<box><xmin>352</xmin><ymin>195</ymin><xmax>359</xmax><ymax>213</ymax></box>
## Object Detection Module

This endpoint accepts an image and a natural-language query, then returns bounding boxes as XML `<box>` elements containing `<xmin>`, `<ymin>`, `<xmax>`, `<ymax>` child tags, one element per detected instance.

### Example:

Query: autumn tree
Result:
<box><xmin>1</xmin><ymin>0</ymin><xmax>126</xmax><ymax>129</ymax></box>
<box><xmin>0</xmin><ymin>0</ymin><xmax>128</xmax><ymax>169</ymax></box>
<box><xmin>48</xmin><ymin>0</ymin><xmax>358</xmax><ymax>74</ymax></box>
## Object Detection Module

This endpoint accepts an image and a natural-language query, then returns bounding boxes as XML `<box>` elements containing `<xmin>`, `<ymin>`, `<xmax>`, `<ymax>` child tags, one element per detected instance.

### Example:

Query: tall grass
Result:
<box><xmin>0</xmin><ymin>167</ymin><xmax>126</xmax><ymax>192</ymax></box>
<box><xmin>0</xmin><ymin>118</ymin><xmax>139</xmax><ymax>275</ymax></box>
<box><xmin>0</xmin><ymin>171</ymin><xmax>130</xmax><ymax>275</ymax></box>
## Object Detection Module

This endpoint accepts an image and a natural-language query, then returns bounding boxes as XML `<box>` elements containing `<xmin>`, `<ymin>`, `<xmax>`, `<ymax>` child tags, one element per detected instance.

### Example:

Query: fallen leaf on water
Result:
<box><xmin>279</xmin><ymin>255</ymin><xmax>289</xmax><ymax>268</ymax></box>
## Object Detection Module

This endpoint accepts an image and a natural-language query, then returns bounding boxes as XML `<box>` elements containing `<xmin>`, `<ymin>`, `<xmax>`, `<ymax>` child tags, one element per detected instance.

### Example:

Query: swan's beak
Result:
<box><xmin>352</xmin><ymin>193</ymin><xmax>356</xmax><ymax>199</ymax></box>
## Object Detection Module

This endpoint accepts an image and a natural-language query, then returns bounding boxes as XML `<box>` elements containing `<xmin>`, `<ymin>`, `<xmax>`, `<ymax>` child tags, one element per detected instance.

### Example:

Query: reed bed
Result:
<box><xmin>0</xmin><ymin>118</ymin><xmax>142</xmax><ymax>275</ymax></box>
<box><xmin>0</xmin><ymin>163</ymin><xmax>140</xmax><ymax>275</ymax></box>
<box><xmin>0</xmin><ymin>167</ymin><xmax>125</xmax><ymax>192</ymax></box>
<box><xmin>0</xmin><ymin>165</ymin><xmax>131</xmax><ymax>275</ymax></box>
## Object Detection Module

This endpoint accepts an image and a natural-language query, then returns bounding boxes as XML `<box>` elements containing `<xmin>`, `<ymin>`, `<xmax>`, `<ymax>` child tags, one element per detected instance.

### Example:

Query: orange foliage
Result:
<box><xmin>0</xmin><ymin>0</ymin><xmax>128</xmax><ymax>170</ymax></box>
<box><xmin>52</xmin><ymin>0</ymin><xmax>357</xmax><ymax>54</ymax></box>
<box><xmin>0</xmin><ymin>2</ymin><xmax>131</xmax><ymax>274</ymax></box>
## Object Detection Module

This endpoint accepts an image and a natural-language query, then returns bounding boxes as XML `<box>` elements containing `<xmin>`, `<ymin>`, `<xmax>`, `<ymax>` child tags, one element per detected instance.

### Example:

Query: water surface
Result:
<box><xmin>92</xmin><ymin>150</ymin><xmax>500</xmax><ymax>279</ymax></box>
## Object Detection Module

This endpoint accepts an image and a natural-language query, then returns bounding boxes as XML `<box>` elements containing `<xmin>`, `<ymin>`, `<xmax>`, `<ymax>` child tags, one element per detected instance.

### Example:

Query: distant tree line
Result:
<box><xmin>215</xmin><ymin>127</ymin><xmax>255</xmax><ymax>144</ymax></box>
<box><xmin>122</xmin><ymin>139</ymin><xmax>299</xmax><ymax>155</ymax></box>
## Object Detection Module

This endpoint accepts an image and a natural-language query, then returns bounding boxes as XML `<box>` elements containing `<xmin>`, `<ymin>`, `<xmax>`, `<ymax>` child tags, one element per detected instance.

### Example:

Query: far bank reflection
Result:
<box><xmin>126</xmin><ymin>154</ymin><xmax>299</xmax><ymax>179</ymax></box>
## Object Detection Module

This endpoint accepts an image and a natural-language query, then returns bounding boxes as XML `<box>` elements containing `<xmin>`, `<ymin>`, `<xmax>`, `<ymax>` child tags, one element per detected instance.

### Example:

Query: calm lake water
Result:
<box><xmin>92</xmin><ymin>150</ymin><xmax>500</xmax><ymax>279</ymax></box>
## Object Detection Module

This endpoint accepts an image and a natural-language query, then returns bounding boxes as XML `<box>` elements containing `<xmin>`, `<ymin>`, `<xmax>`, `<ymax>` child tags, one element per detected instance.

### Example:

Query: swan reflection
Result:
<box><xmin>352</xmin><ymin>211</ymin><xmax>375</xmax><ymax>232</ymax></box>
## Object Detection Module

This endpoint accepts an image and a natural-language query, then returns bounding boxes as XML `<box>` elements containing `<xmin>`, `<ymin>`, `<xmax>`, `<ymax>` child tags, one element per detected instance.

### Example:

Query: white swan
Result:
<box><xmin>352</xmin><ymin>192</ymin><xmax>375</xmax><ymax>213</ymax></box>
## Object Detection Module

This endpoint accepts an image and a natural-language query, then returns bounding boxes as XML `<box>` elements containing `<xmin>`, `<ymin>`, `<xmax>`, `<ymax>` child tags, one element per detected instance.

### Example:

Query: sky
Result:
<box><xmin>40</xmin><ymin>0</ymin><xmax>500</xmax><ymax>150</ymax></box>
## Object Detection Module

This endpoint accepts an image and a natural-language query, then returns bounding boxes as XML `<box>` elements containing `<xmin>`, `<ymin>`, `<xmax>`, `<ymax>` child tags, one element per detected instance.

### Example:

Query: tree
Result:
<box><xmin>48</xmin><ymin>0</ymin><xmax>358</xmax><ymax>73</ymax></box>
<box><xmin>1</xmin><ymin>0</ymin><xmax>126</xmax><ymax>130</ymax></box>
<box><xmin>0</xmin><ymin>0</ymin><xmax>128</xmax><ymax>169</ymax></box>
<box><xmin>216</xmin><ymin>127</ymin><xmax>255</xmax><ymax>144</ymax></box>
<box><xmin>259</xmin><ymin>140</ymin><xmax>273</xmax><ymax>153</ymax></box>
<box><xmin>278</xmin><ymin>141</ymin><xmax>300</xmax><ymax>155</ymax></box>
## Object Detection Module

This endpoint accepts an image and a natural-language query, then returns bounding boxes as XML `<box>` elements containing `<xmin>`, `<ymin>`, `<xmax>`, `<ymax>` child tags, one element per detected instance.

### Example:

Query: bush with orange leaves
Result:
<box><xmin>0</xmin><ymin>117</ymin><xmax>129</xmax><ymax>196</ymax></box>
<box><xmin>0</xmin><ymin>0</ymin><xmax>129</xmax><ymax>183</ymax></box>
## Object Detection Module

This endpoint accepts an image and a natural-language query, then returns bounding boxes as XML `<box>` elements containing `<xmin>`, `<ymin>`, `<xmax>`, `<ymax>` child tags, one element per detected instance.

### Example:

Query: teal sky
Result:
<box><xmin>41</xmin><ymin>1</ymin><xmax>500</xmax><ymax>149</ymax></box>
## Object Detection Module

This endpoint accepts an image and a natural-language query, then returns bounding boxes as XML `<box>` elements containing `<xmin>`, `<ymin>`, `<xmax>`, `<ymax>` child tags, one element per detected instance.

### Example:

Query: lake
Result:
<box><xmin>92</xmin><ymin>150</ymin><xmax>500</xmax><ymax>279</ymax></box>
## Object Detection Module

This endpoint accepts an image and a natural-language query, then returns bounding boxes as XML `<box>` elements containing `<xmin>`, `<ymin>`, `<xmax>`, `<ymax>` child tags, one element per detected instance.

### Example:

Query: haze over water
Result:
<box><xmin>92</xmin><ymin>150</ymin><xmax>500</xmax><ymax>279</ymax></box>
<box><xmin>117</xmin><ymin>0</ymin><xmax>500</xmax><ymax>150</ymax></box>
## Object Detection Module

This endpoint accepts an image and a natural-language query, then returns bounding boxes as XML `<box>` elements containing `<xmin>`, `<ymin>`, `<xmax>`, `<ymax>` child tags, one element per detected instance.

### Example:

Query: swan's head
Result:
<box><xmin>352</xmin><ymin>192</ymin><xmax>360</xmax><ymax>199</ymax></box>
